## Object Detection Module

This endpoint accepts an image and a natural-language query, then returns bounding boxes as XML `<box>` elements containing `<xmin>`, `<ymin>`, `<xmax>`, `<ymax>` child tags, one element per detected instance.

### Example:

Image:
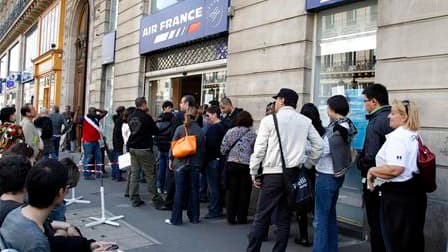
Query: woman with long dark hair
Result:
<box><xmin>165</xmin><ymin>106</ymin><xmax>205</xmax><ymax>225</ymax></box>
<box><xmin>294</xmin><ymin>103</ymin><xmax>325</xmax><ymax>246</ymax></box>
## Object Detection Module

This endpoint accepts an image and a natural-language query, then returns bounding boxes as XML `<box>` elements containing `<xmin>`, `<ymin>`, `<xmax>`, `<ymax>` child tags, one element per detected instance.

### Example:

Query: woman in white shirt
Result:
<box><xmin>367</xmin><ymin>100</ymin><xmax>426</xmax><ymax>252</ymax></box>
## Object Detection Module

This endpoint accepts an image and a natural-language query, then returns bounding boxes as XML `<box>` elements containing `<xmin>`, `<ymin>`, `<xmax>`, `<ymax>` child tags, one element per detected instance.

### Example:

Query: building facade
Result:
<box><xmin>0</xmin><ymin>0</ymin><xmax>66</xmax><ymax>111</ymax></box>
<box><xmin>1</xmin><ymin>0</ymin><xmax>447</xmax><ymax>250</ymax></box>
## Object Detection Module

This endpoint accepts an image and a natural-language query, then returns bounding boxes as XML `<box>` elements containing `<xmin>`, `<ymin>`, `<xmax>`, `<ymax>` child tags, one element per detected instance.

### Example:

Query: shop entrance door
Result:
<box><xmin>172</xmin><ymin>75</ymin><xmax>202</xmax><ymax>108</ymax></box>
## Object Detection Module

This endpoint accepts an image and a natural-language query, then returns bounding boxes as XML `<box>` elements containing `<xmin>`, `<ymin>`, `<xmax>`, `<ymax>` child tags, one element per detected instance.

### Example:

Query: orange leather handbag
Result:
<box><xmin>171</xmin><ymin>127</ymin><xmax>197</xmax><ymax>158</ymax></box>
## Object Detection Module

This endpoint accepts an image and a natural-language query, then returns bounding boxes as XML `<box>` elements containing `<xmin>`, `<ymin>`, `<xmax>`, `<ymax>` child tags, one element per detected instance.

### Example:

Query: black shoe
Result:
<box><xmin>294</xmin><ymin>237</ymin><xmax>312</xmax><ymax>247</ymax></box>
<box><xmin>124</xmin><ymin>194</ymin><xmax>129</xmax><ymax>198</ymax></box>
<box><xmin>132</xmin><ymin>200</ymin><xmax>145</xmax><ymax>207</ymax></box>
<box><xmin>155</xmin><ymin>204</ymin><xmax>169</xmax><ymax>210</ymax></box>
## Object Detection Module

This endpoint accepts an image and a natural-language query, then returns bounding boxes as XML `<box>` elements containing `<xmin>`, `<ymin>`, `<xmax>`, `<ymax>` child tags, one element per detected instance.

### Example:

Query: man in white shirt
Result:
<box><xmin>247</xmin><ymin>88</ymin><xmax>323</xmax><ymax>252</ymax></box>
<box><xmin>20</xmin><ymin>103</ymin><xmax>40</xmax><ymax>156</ymax></box>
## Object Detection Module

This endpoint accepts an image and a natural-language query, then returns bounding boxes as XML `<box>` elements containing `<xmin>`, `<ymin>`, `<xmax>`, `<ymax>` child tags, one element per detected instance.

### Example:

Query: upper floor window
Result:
<box><xmin>40</xmin><ymin>3</ymin><xmax>60</xmax><ymax>54</ymax></box>
<box><xmin>151</xmin><ymin>0</ymin><xmax>185</xmax><ymax>13</ymax></box>
<box><xmin>25</xmin><ymin>27</ymin><xmax>38</xmax><ymax>73</ymax></box>
<box><xmin>0</xmin><ymin>55</ymin><xmax>7</xmax><ymax>79</ymax></box>
<box><xmin>8</xmin><ymin>43</ymin><xmax>20</xmax><ymax>74</ymax></box>
<box><xmin>108</xmin><ymin>0</ymin><xmax>119</xmax><ymax>32</ymax></box>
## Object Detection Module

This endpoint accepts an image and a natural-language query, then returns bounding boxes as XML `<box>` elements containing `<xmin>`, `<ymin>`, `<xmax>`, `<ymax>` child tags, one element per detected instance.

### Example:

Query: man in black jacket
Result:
<box><xmin>127</xmin><ymin>97</ymin><xmax>163</xmax><ymax>208</ymax></box>
<box><xmin>155</xmin><ymin>101</ymin><xmax>174</xmax><ymax>194</ymax></box>
<box><xmin>204</xmin><ymin>106</ymin><xmax>226</xmax><ymax>219</ymax></box>
<box><xmin>220</xmin><ymin>97</ymin><xmax>243</xmax><ymax>131</ymax></box>
<box><xmin>34</xmin><ymin>108</ymin><xmax>53</xmax><ymax>159</ymax></box>
<box><xmin>357</xmin><ymin>84</ymin><xmax>393</xmax><ymax>252</ymax></box>
<box><xmin>112</xmin><ymin>106</ymin><xmax>125</xmax><ymax>181</ymax></box>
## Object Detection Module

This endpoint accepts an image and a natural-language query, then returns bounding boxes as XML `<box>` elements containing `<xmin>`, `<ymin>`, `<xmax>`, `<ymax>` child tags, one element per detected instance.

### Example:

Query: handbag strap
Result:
<box><xmin>273</xmin><ymin>113</ymin><xmax>287</xmax><ymax>173</ymax></box>
<box><xmin>226</xmin><ymin>129</ymin><xmax>251</xmax><ymax>156</ymax></box>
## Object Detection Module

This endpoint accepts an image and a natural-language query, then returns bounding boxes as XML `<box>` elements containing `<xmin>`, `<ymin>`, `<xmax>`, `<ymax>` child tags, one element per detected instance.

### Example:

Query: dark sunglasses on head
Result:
<box><xmin>401</xmin><ymin>100</ymin><xmax>410</xmax><ymax>115</ymax></box>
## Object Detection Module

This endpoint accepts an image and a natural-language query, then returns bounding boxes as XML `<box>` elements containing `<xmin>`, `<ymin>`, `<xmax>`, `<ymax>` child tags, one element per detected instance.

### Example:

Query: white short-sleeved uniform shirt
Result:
<box><xmin>375</xmin><ymin>126</ymin><xmax>419</xmax><ymax>183</ymax></box>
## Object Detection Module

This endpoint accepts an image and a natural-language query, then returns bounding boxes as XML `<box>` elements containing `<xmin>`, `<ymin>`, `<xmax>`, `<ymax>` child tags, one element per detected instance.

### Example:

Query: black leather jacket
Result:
<box><xmin>357</xmin><ymin>106</ymin><xmax>394</xmax><ymax>177</ymax></box>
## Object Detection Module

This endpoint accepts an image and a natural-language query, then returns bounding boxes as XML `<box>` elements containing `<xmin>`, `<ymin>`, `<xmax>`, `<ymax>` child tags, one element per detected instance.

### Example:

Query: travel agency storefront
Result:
<box><xmin>307</xmin><ymin>0</ymin><xmax>378</xmax><ymax>236</ymax></box>
<box><xmin>139</xmin><ymin>0</ymin><xmax>230</xmax><ymax>116</ymax></box>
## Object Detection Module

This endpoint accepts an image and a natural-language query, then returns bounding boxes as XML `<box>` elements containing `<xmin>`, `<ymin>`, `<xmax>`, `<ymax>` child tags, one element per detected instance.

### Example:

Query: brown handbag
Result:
<box><xmin>171</xmin><ymin>127</ymin><xmax>197</xmax><ymax>158</ymax></box>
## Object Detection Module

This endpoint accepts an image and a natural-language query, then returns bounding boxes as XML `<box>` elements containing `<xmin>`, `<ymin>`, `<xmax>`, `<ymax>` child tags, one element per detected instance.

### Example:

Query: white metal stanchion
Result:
<box><xmin>65</xmin><ymin>188</ymin><xmax>91</xmax><ymax>206</ymax></box>
<box><xmin>85</xmin><ymin>166</ymin><xmax>124</xmax><ymax>228</ymax></box>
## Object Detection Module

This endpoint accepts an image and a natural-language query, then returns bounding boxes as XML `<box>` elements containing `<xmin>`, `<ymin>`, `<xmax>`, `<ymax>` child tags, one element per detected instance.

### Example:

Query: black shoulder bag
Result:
<box><xmin>273</xmin><ymin>113</ymin><xmax>313</xmax><ymax>211</ymax></box>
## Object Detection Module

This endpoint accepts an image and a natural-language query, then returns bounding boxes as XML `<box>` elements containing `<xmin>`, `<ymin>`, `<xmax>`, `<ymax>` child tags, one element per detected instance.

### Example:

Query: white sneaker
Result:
<box><xmin>164</xmin><ymin>219</ymin><xmax>173</xmax><ymax>225</ymax></box>
<box><xmin>157</xmin><ymin>188</ymin><xmax>162</xmax><ymax>194</ymax></box>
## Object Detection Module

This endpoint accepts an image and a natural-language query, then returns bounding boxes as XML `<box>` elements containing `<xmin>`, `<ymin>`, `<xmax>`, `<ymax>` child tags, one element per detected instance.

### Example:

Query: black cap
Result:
<box><xmin>272</xmin><ymin>88</ymin><xmax>299</xmax><ymax>106</ymax></box>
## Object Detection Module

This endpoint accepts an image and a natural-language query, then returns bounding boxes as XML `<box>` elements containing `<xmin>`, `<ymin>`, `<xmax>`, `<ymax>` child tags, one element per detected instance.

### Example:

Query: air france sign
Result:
<box><xmin>139</xmin><ymin>0</ymin><xmax>229</xmax><ymax>54</ymax></box>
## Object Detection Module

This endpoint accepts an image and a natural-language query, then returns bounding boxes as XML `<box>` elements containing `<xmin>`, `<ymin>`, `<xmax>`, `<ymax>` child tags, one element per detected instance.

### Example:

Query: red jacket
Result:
<box><xmin>82</xmin><ymin>116</ymin><xmax>101</xmax><ymax>143</ymax></box>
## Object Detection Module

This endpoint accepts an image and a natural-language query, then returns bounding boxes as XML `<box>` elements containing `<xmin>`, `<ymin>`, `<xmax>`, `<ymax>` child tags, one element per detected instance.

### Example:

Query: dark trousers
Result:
<box><xmin>165</xmin><ymin>172</ymin><xmax>175</xmax><ymax>208</ymax></box>
<box><xmin>379</xmin><ymin>179</ymin><xmax>427</xmax><ymax>252</ymax></box>
<box><xmin>247</xmin><ymin>174</ymin><xmax>291</xmax><ymax>252</ymax></box>
<box><xmin>295</xmin><ymin>168</ymin><xmax>315</xmax><ymax>240</ymax></box>
<box><xmin>170</xmin><ymin>165</ymin><xmax>200</xmax><ymax>225</ymax></box>
<box><xmin>51</xmin><ymin>136</ymin><xmax>61</xmax><ymax>159</ymax></box>
<box><xmin>363</xmin><ymin>183</ymin><xmax>386</xmax><ymax>252</ymax></box>
<box><xmin>226</xmin><ymin>162</ymin><xmax>252</xmax><ymax>224</ymax></box>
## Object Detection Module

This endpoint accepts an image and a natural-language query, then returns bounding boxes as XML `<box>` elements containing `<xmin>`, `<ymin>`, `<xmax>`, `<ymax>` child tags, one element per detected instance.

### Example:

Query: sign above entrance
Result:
<box><xmin>139</xmin><ymin>0</ymin><xmax>229</xmax><ymax>54</ymax></box>
<box><xmin>306</xmin><ymin>0</ymin><xmax>361</xmax><ymax>11</ymax></box>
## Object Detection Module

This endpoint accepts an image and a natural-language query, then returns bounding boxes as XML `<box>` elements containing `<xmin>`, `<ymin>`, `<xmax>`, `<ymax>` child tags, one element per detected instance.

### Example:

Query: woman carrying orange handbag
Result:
<box><xmin>165</xmin><ymin>107</ymin><xmax>205</xmax><ymax>225</ymax></box>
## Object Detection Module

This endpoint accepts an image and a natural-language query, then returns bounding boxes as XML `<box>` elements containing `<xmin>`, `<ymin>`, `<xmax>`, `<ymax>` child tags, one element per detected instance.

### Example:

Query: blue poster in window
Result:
<box><xmin>346</xmin><ymin>89</ymin><xmax>367</xmax><ymax>150</ymax></box>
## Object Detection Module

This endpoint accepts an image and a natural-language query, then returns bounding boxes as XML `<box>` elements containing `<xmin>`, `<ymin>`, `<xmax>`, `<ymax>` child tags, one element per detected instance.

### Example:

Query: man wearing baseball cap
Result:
<box><xmin>247</xmin><ymin>88</ymin><xmax>323</xmax><ymax>252</ymax></box>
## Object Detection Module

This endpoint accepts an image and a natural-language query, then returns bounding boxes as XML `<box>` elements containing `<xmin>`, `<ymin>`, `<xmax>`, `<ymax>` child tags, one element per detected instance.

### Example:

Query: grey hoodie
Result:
<box><xmin>327</xmin><ymin>118</ymin><xmax>357</xmax><ymax>177</ymax></box>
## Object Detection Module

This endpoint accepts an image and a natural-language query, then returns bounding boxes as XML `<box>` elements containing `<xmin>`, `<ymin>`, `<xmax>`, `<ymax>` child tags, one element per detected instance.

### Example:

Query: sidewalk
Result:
<box><xmin>60</xmin><ymin>151</ymin><xmax>370</xmax><ymax>252</ymax></box>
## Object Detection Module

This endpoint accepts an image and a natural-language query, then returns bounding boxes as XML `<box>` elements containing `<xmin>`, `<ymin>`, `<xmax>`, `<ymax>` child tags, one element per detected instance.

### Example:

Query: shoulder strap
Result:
<box><xmin>273</xmin><ymin>113</ymin><xmax>287</xmax><ymax>173</ymax></box>
<box><xmin>84</xmin><ymin>116</ymin><xmax>101</xmax><ymax>133</ymax></box>
<box><xmin>226</xmin><ymin>129</ymin><xmax>250</xmax><ymax>155</ymax></box>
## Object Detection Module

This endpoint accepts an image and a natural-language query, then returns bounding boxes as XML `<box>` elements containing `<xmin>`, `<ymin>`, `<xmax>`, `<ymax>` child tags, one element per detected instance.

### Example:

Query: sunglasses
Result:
<box><xmin>401</xmin><ymin>100</ymin><xmax>410</xmax><ymax>115</ymax></box>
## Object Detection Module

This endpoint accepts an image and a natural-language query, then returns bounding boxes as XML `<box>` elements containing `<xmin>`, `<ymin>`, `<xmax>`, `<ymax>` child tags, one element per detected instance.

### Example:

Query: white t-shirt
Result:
<box><xmin>375</xmin><ymin>126</ymin><xmax>419</xmax><ymax>182</ymax></box>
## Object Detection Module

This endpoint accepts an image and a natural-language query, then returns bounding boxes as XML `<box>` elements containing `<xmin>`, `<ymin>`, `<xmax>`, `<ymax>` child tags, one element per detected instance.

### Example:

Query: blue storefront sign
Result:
<box><xmin>306</xmin><ymin>0</ymin><xmax>361</xmax><ymax>11</ymax></box>
<box><xmin>139</xmin><ymin>0</ymin><xmax>229</xmax><ymax>54</ymax></box>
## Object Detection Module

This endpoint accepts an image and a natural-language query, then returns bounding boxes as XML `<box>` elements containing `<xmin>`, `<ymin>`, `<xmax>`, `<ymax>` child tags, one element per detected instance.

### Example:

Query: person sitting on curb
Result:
<box><xmin>0</xmin><ymin>157</ymin><xmax>117</xmax><ymax>252</ymax></box>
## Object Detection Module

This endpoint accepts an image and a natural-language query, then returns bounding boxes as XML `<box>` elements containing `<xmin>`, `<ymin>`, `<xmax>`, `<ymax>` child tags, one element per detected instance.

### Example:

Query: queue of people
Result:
<box><xmin>0</xmin><ymin>82</ymin><xmax>429</xmax><ymax>252</ymax></box>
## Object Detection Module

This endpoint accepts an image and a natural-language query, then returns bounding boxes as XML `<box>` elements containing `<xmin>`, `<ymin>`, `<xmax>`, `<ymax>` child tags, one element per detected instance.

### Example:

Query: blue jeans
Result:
<box><xmin>206</xmin><ymin>159</ymin><xmax>222</xmax><ymax>217</ymax></box>
<box><xmin>170</xmin><ymin>165</ymin><xmax>200</xmax><ymax>225</ymax></box>
<box><xmin>82</xmin><ymin>142</ymin><xmax>102</xmax><ymax>178</ymax></box>
<box><xmin>48</xmin><ymin>200</ymin><xmax>67</xmax><ymax>222</ymax></box>
<box><xmin>313</xmin><ymin>172</ymin><xmax>345</xmax><ymax>252</ymax></box>
<box><xmin>111</xmin><ymin>151</ymin><xmax>122</xmax><ymax>180</ymax></box>
<box><xmin>157</xmin><ymin>152</ymin><xmax>169</xmax><ymax>190</ymax></box>
<box><xmin>50</xmin><ymin>136</ymin><xmax>61</xmax><ymax>159</ymax></box>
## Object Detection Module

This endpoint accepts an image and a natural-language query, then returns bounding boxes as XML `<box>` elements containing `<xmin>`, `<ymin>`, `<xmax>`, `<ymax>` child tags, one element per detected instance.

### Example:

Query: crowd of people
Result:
<box><xmin>0</xmin><ymin>83</ymin><xmax>428</xmax><ymax>252</ymax></box>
